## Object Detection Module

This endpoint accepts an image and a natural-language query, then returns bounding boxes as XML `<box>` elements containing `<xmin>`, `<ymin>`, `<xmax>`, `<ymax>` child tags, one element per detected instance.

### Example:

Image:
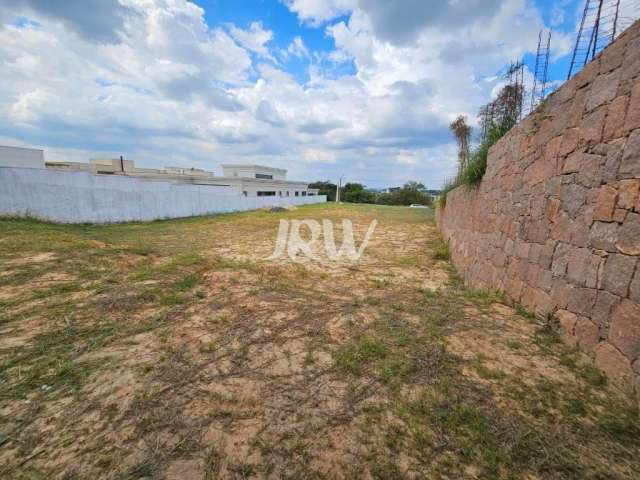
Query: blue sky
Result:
<box><xmin>199</xmin><ymin>0</ymin><xmax>356</xmax><ymax>82</ymax></box>
<box><xmin>0</xmin><ymin>0</ymin><xmax>634</xmax><ymax>189</ymax></box>
<box><xmin>202</xmin><ymin>0</ymin><xmax>580</xmax><ymax>84</ymax></box>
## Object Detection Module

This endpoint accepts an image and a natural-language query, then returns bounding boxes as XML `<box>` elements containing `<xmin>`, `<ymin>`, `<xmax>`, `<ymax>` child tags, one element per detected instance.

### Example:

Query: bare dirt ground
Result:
<box><xmin>0</xmin><ymin>203</ymin><xmax>638</xmax><ymax>479</ymax></box>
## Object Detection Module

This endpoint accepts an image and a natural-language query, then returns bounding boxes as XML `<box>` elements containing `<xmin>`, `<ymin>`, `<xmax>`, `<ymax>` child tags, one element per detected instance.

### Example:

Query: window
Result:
<box><xmin>257</xmin><ymin>191</ymin><xmax>276</xmax><ymax>196</ymax></box>
<box><xmin>255</xmin><ymin>173</ymin><xmax>273</xmax><ymax>179</ymax></box>
<box><xmin>302</xmin><ymin>191</ymin><xmax>307</xmax><ymax>196</ymax></box>
<box><xmin>286</xmin><ymin>191</ymin><xmax>290</xmax><ymax>196</ymax></box>
<box><xmin>295</xmin><ymin>191</ymin><xmax>299</xmax><ymax>196</ymax></box>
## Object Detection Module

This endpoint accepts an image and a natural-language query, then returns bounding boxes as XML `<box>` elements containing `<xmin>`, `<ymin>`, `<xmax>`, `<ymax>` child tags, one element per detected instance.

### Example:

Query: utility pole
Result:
<box><xmin>336</xmin><ymin>177</ymin><xmax>343</xmax><ymax>203</ymax></box>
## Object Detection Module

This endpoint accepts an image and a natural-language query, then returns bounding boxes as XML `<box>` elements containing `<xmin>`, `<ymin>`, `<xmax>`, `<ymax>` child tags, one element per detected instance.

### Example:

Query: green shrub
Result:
<box><xmin>438</xmin><ymin>178</ymin><xmax>458</xmax><ymax>208</ymax></box>
<box><xmin>433</xmin><ymin>243</ymin><xmax>449</xmax><ymax>261</ymax></box>
<box><xmin>377</xmin><ymin>181</ymin><xmax>433</xmax><ymax>206</ymax></box>
<box><xmin>460</xmin><ymin>123</ymin><xmax>507</xmax><ymax>186</ymax></box>
<box><xmin>440</xmin><ymin>122</ymin><xmax>510</xmax><ymax>204</ymax></box>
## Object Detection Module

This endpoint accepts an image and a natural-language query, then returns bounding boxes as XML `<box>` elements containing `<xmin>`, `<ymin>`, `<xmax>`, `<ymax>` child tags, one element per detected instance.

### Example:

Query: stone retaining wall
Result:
<box><xmin>437</xmin><ymin>21</ymin><xmax>640</xmax><ymax>397</ymax></box>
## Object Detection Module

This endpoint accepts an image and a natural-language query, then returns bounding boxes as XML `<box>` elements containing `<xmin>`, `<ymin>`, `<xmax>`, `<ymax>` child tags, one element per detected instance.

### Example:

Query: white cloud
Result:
<box><xmin>550</xmin><ymin>0</ymin><xmax>571</xmax><ymax>27</ymax></box>
<box><xmin>283</xmin><ymin>0</ymin><xmax>354</xmax><ymax>26</ymax></box>
<box><xmin>395</xmin><ymin>151</ymin><xmax>418</xmax><ymax>165</ymax></box>
<box><xmin>287</xmin><ymin>36</ymin><xmax>310</xmax><ymax>60</ymax></box>
<box><xmin>3</xmin><ymin>0</ymin><xmax>134</xmax><ymax>43</ymax></box>
<box><xmin>10</xmin><ymin>88</ymin><xmax>52</xmax><ymax>123</ymax></box>
<box><xmin>228</xmin><ymin>21</ymin><xmax>275</xmax><ymax>61</ymax></box>
<box><xmin>302</xmin><ymin>148</ymin><xmax>338</xmax><ymax>164</ymax></box>
<box><xmin>0</xmin><ymin>0</ymin><xmax>560</xmax><ymax>189</ymax></box>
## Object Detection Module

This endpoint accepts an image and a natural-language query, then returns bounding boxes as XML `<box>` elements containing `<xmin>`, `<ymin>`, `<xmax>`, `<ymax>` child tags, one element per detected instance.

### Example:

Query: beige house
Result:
<box><xmin>44</xmin><ymin>158</ymin><xmax>319</xmax><ymax>197</ymax></box>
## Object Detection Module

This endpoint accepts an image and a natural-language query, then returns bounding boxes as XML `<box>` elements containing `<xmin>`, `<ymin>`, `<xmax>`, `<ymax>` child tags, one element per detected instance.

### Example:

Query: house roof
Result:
<box><xmin>220</xmin><ymin>164</ymin><xmax>287</xmax><ymax>173</ymax></box>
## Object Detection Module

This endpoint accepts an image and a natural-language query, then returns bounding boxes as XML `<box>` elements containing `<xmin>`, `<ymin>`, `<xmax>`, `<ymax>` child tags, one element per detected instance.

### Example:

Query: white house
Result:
<box><xmin>1</xmin><ymin>146</ymin><xmax>319</xmax><ymax>197</ymax></box>
<box><xmin>0</xmin><ymin>146</ymin><xmax>45</xmax><ymax>169</ymax></box>
<box><xmin>220</xmin><ymin>164</ymin><xmax>316</xmax><ymax>197</ymax></box>
<box><xmin>42</xmin><ymin>157</ymin><xmax>318</xmax><ymax>197</ymax></box>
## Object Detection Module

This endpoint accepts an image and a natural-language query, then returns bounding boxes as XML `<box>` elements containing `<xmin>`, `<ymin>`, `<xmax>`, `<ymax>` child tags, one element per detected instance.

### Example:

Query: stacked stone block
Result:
<box><xmin>438</xmin><ymin>21</ymin><xmax>640</xmax><ymax>397</ymax></box>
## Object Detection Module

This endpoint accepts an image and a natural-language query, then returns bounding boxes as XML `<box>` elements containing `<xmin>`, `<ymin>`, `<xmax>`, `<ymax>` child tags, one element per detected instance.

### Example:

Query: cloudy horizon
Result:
<box><xmin>0</xmin><ymin>0</ymin><xmax>624</xmax><ymax>189</ymax></box>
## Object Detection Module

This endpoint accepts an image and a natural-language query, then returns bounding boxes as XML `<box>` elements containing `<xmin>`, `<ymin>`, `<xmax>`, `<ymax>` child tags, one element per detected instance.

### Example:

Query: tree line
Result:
<box><xmin>309</xmin><ymin>181</ymin><xmax>433</xmax><ymax>206</ymax></box>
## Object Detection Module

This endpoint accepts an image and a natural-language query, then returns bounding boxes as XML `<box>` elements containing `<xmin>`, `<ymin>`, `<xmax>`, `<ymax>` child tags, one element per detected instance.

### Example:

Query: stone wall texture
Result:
<box><xmin>437</xmin><ymin>21</ymin><xmax>640</xmax><ymax>397</ymax></box>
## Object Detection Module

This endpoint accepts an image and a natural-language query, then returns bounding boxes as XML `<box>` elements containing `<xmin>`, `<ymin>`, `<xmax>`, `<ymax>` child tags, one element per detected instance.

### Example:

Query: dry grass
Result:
<box><xmin>0</xmin><ymin>203</ymin><xmax>638</xmax><ymax>479</ymax></box>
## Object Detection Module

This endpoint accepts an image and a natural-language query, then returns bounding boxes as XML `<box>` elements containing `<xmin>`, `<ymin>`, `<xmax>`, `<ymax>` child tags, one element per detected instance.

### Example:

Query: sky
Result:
<box><xmin>0</xmin><ymin>0</ymin><xmax>635</xmax><ymax>189</ymax></box>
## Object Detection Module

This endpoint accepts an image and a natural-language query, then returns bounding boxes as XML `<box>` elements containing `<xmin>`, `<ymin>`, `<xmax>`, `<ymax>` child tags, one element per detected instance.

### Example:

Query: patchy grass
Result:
<box><xmin>0</xmin><ymin>204</ymin><xmax>638</xmax><ymax>479</ymax></box>
<box><xmin>334</xmin><ymin>334</ymin><xmax>388</xmax><ymax>374</ymax></box>
<box><xmin>432</xmin><ymin>242</ymin><xmax>450</xmax><ymax>261</ymax></box>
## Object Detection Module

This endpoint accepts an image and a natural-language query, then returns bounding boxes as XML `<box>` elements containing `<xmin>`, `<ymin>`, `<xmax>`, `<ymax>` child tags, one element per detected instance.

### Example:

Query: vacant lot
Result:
<box><xmin>0</xmin><ymin>203</ymin><xmax>638</xmax><ymax>479</ymax></box>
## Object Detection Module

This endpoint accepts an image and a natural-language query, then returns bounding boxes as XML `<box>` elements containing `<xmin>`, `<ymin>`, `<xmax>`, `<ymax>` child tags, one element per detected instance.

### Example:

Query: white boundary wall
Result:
<box><xmin>0</xmin><ymin>167</ymin><xmax>326</xmax><ymax>224</ymax></box>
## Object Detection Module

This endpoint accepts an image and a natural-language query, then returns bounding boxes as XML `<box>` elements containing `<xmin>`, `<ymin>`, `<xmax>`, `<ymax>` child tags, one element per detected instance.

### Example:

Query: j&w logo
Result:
<box><xmin>267</xmin><ymin>219</ymin><xmax>378</xmax><ymax>262</ymax></box>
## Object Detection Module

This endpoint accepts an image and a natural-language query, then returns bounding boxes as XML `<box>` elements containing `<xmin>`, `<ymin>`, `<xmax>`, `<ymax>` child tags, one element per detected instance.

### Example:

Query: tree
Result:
<box><xmin>341</xmin><ymin>183</ymin><xmax>376</xmax><ymax>204</ymax></box>
<box><xmin>403</xmin><ymin>181</ymin><xmax>426</xmax><ymax>192</ymax></box>
<box><xmin>478</xmin><ymin>63</ymin><xmax>524</xmax><ymax>142</ymax></box>
<box><xmin>309</xmin><ymin>181</ymin><xmax>337</xmax><ymax>201</ymax></box>
<box><xmin>376</xmin><ymin>182</ymin><xmax>432</xmax><ymax>206</ymax></box>
<box><xmin>449</xmin><ymin>115</ymin><xmax>472</xmax><ymax>178</ymax></box>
